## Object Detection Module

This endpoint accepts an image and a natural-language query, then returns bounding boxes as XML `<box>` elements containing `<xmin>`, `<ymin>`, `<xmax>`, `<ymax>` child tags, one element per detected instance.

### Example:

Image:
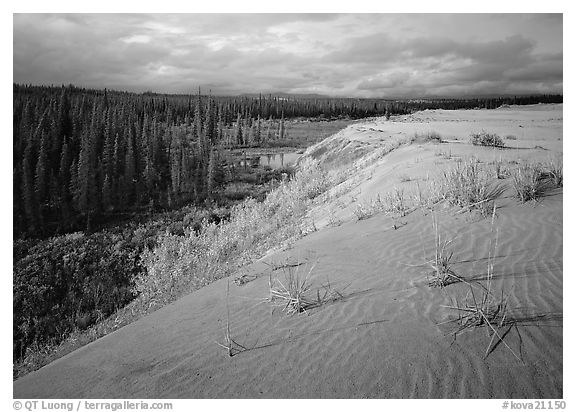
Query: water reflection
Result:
<box><xmin>238</xmin><ymin>152</ymin><xmax>299</xmax><ymax>169</ymax></box>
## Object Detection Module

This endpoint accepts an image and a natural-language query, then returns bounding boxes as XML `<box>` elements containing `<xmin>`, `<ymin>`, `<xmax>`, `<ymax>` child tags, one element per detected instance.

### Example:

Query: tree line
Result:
<box><xmin>13</xmin><ymin>84</ymin><xmax>563</xmax><ymax>238</ymax></box>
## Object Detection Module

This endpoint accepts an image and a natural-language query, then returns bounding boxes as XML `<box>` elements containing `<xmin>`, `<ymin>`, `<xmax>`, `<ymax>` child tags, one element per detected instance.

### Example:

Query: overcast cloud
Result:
<box><xmin>13</xmin><ymin>13</ymin><xmax>563</xmax><ymax>97</ymax></box>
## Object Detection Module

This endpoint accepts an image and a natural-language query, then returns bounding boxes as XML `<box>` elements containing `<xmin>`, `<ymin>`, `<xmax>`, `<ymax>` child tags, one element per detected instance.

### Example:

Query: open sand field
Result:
<box><xmin>13</xmin><ymin>104</ymin><xmax>562</xmax><ymax>399</ymax></box>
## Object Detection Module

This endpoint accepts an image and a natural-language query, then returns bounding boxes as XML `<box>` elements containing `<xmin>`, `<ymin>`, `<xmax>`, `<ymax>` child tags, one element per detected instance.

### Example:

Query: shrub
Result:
<box><xmin>137</xmin><ymin>159</ymin><xmax>335</xmax><ymax>309</ymax></box>
<box><xmin>471</xmin><ymin>131</ymin><xmax>505</xmax><ymax>148</ymax></box>
<box><xmin>413</xmin><ymin>130</ymin><xmax>443</xmax><ymax>143</ymax></box>
<box><xmin>353</xmin><ymin>202</ymin><xmax>374</xmax><ymax>221</ymax></box>
<box><xmin>13</xmin><ymin>230</ymin><xmax>146</xmax><ymax>361</ymax></box>
<box><xmin>382</xmin><ymin>187</ymin><xmax>409</xmax><ymax>216</ymax></box>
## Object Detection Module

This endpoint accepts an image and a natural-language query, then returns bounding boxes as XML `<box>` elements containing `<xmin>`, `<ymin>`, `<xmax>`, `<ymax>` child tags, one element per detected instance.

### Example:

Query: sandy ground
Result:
<box><xmin>14</xmin><ymin>105</ymin><xmax>562</xmax><ymax>398</ymax></box>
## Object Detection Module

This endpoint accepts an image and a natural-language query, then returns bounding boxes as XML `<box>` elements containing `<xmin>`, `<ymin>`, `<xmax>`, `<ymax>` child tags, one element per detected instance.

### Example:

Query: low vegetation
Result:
<box><xmin>13</xmin><ymin>206</ymin><xmax>228</xmax><ymax>377</ymax></box>
<box><xmin>426</xmin><ymin>216</ymin><xmax>461</xmax><ymax>288</ymax></box>
<box><xmin>14</xmin><ymin>228</ymin><xmax>144</xmax><ymax>362</ymax></box>
<box><xmin>413</xmin><ymin>130</ymin><xmax>443</xmax><ymax>143</ymax></box>
<box><xmin>267</xmin><ymin>262</ymin><xmax>342</xmax><ymax>315</ymax></box>
<box><xmin>382</xmin><ymin>188</ymin><xmax>409</xmax><ymax>217</ymax></box>
<box><xmin>14</xmin><ymin>158</ymin><xmax>337</xmax><ymax>377</ymax></box>
<box><xmin>470</xmin><ymin>131</ymin><xmax>506</xmax><ymax>148</ymax></box>
<box><xmin>137</xmin><ymin>158</ymin><xmax>333</xmax><ymax>310</ymax></box>
<box><xmin>215</xmin><ymin>280</ymin><xmax>246</xmax><ymax>357</ymax></box>
<box><xmin>353</xmin><ymin>188</ymin><xmax>411</xmax><ymax>221</ymax></box>
<box><xmin>440</xmin><ymin>158</ymin><xmax>505</xmax><ymax>216</ymax></box>
<box><xmin>440</xmin><ymin>219</ymin><xmax>522</xmax><ymax>362</ymax></box>
<box><xmin>492</xmin><ymin>158</ymin><xmax>510</xmax><ymax>179</ymax></box>
<box><xmin>546</xmin><ymin>156</ymin><xmax>563</xmax><ymax>188</ymax></box>
<box><xmin>512</xmin><ymin>163</ymin><xmax>548</xmax><ymax>202</ymax></box>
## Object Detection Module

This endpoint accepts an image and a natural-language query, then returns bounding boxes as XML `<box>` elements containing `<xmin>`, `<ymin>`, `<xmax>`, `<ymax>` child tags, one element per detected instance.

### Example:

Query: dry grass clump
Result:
<box><xmin>414</xmin><ymin>179</ymin><xmax>443</xmax><ymax>212</ymax></box>
<box><xmin>545</xmin><ymin>156</ymin><xmax>563</xmax><ymax>188</ymax></box>
<box><xmin>382</xmin><ymin>188</ymin><xmax>409</xmax><ymax>217</ymax></box>
<box><xmin>470</xmin><ymin>131</ymin><xmax>506</xmax><ymax>148</ymax></box>
<box><xmin>267</xmin><ymin>263</ymin><xmax>342</xmax><ymax>315</ymax></box>
<box><xmin>492</xmin><ymin>157</ymin><xmax>510</xmax><ymax>179</ymax></box>
<box><xmin>327</xmin><ymin>209</ymin><xmax>343</xmax><ymax>227</ymax></box>
<box><xmin>353</xmin><ymin>188</ymin><xmax>410</xmax><ymax>221</ymax></box>
<box><xmin>426</xmin><ymin>216</ymin><xmax>461</xmax><ymax>288</ymax></box>
<box><xmin>511</xmin><ymin>162</ymin><xmax>549</xmax><ymax>202</ymax></box>
<box><xmin>407</xmin><ymin>215</ymin><xmax>462</xmax><ymax>288</ymax></box>
<box><xmin>440</xmin><ymin>158</ymin><xmax>505</xmax><ymax>215</ymax></box>
<box><xmin>442</xmin><ymin>286</ymin><xmax>520</xmax><ymax>361</ymax></box>
<box><xmin>512</xmin><ymin>156</ymin><xmax>562</xmax><ymax>202</ymax></box>
<box><xmin>353</xmin><ymin>202</ymin><xmax>375</xmax><ymax>221</ymax></box>
<box><xmin>440</xmin><ymin>223</ymin><xmax>522</xmax><ymax>362</ymax></box>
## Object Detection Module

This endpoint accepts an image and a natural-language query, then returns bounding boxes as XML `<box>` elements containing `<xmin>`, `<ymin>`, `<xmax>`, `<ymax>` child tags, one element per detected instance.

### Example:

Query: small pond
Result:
<box><xmin>237</xmin><ymin>152</ymin><xmax>301</xmax><ymax>169</ymax></box>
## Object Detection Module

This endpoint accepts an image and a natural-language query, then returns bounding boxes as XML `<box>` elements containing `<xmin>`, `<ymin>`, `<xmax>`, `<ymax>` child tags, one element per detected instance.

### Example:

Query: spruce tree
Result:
<box><xmin>279</xmin><ymin>112</ymin><xmax>285</xmax><ymax>140</ymax></box>
<box><xmin>206</xmin><ymin>149</ymin><xmax>224</xmax><ymax>198</ymax></box>
<box><xmin>255</xmin><ymin>116</ymin><xmax>262</xmax><ymax>145</ymax></box>
<box><xmin>22</xmin><ymin>137</ymin><xmax>37</xmax><ymax>232</ymax></box>
<box><xmin>235</xmin><ymin>113</ymin><xmax>243</xmax><ymax>146</ymax></box>
<box><xmin>59</xmin><ymin>140</ymin><xmax>72</xmax><ymax>223</ymax></box>
<box><xmin>76</xmin><ymin>129</ymin><xmax>96</xmax><ymax>231</ymax></box>
<box><xmin>204</xmin><ymin>94</ymin><xmax>215</xmax><ymax>147</ymax></box>
<box><xmin>34</xmin><ymin>131</ymin><xmax>49</xmax><ymax>207</ymax></box>
<box><xmin>123</xmin><ymin>129</ymin><xmax>136</xmax><ymax>206</ymax></box>
<box><xmin>265</xmin><ymin>119</ymin><xmax>272</xmax><ymax>143</ymax></box>
<box><xmin>102</xmin><ymin>174</ymin><xmax>112</xmax><ymax>211</ymax></box>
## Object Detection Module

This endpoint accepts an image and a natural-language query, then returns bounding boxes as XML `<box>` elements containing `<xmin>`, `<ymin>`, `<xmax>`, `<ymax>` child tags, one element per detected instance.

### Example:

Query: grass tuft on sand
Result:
<box><xmin>440</xmin><ymin>208</ymin><xmax>522</xmax><ymax>362</ymax></box>
<box><xmin>426</xmin><ymin>215</ymin><xmax>462</xmax><ymax>288</ymax></box>
<box><xmin>440</xmin><ymin>158</ymin><xmax>506</xmax><ymax>216</ymax></box>
<box><xmin>267</xmin><ymin>262</ymin><xmax>343</xmax><ymax>315</ymax></box>
<box><xmin>512</xmin><ymin>162</ymin><xmax>549</xmax><ymax>202</ymax></box>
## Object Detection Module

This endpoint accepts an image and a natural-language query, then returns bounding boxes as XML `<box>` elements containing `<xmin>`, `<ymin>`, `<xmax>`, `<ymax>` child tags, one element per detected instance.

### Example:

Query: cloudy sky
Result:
<box><xmin>13</xmin><ymin>13</ymin><xmax>563</xmax><ymax>97</ymax></box>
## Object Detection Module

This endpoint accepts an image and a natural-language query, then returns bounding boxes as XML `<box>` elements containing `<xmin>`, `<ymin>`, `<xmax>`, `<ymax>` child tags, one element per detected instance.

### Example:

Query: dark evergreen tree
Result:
<box><xmin>123</xmin><ymin>128</ymin><xmax>136</xmax><ymax>206</ymax></box>
<box><xmin>75</xmin><ymin>128</ymin><xmax>96</xmax><ymax>231</ymax></box>
<box><xmin>34</xmin><ymin>131</ymin><xmax>49</xmax><ymax>208</ymax></box>
<box><xmin>206</xmin><ymin>149</ymin><xmax>224</xmax><ymax>198</ymax></box>
<box><xmin>279</xmin><ymin>112</ymin><xmax>285</xmax><ymax>140</ymax></box>
<box><xmin>102</xmin><ymin>174</ymin><xmax>112</xmax><ymax>211</ymax></box>
<box><xmin>22</xmin><ymin>136</ymin><xmax>38</xmax><ymax>232</ymax></box>
<box><xmin>59</xmin><ymin>140</ymin><xmax>72</xmax><ymax>224</ymax></box>
<box><xmin>255</xmin><ymin>116</ymin><xmax>262</xmax><ymax>145</ymax></box>
<box><xmin>235</xmin><ymin>113</ymin><xmax>243</xmax><ymax>146</ymax></box>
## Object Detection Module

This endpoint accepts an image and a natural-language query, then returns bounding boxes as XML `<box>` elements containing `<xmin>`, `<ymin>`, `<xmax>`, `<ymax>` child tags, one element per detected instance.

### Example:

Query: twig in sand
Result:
<box><xmin>264</xmin><ymin>258</ymin><xmax>307</xmax><ymax>272</ymax></box>
<box><xmin>215</xmin><ymin>280</ymin><xmax>247</xmax><ymax>357</ymax></box>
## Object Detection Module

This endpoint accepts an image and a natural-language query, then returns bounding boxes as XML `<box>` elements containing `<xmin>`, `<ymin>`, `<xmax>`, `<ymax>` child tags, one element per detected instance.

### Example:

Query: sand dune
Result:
<box><xmin>14</xmin><ymin>105</ymin><xmax>562</xmax><ymax>398</ymax></box>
